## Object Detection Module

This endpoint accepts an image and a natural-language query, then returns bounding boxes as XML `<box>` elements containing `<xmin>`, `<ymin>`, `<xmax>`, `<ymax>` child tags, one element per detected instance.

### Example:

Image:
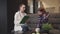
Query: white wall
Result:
<box><xmin>28</xmin><ymin>0</ymin><xmax>33</xmax><ymax>13</ymax></box>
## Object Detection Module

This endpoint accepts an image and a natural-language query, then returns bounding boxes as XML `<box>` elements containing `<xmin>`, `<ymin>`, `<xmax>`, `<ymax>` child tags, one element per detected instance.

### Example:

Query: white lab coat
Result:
<box><xmin>14</xmin><ymin>11</ymin><xmax>27</xmax><ymax>31</ymax></box>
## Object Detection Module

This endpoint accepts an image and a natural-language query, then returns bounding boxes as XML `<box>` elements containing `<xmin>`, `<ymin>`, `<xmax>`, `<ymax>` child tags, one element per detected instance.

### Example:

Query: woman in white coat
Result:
<box><xmin>14</xmin><ymin>4</ymin><xmax>29</xmax><ymax>34</ymax></box>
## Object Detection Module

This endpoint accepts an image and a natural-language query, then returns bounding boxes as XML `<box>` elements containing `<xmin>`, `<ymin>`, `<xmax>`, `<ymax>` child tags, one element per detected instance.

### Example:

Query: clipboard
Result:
<box><xmin>20</xmin><ymin>16</ymin><xmax>29</xmax><ymax>24</ymax></box>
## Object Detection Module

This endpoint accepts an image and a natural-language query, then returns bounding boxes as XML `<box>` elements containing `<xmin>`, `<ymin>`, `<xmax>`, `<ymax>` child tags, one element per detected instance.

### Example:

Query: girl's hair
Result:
<box><xmin>37</xmin><ymin>7</ymin><xmax>46</xmax><ymax>15</ymax></box>
<box><xmin>38</xmin><ymin>7</ymin><xmax>46</xmax><ymax>15</ymax></box>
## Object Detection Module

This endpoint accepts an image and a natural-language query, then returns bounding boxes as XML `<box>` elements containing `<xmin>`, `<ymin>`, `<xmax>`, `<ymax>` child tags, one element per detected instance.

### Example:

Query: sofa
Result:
<box><xmin>27</xmin><ymin>13</ymin><xmax>60</xmax><ymax>34</ymax></box>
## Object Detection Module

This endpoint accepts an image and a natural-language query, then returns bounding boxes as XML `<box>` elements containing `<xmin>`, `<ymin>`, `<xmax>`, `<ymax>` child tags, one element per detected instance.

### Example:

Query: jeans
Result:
<box><xmin>21</xmin><ymin>24</ymin><xmax>29</xmax><ymax>32</ymax></box>
<box><xmin>14</xmin><ymin>31</ymin><xmax>23</xmax><ymax>34</ymax></box>
<box><xmin>14</xmin><ymin>24</ymin><xmax>29</xmax><ymax>34</ymax></box>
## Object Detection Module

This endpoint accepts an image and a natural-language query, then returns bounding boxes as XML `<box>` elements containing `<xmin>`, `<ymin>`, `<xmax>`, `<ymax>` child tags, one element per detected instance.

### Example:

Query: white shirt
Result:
<box><xmin>14</xmin><ymin>11</ymin><xmax>27</xmax><ymax>31</ymax></box>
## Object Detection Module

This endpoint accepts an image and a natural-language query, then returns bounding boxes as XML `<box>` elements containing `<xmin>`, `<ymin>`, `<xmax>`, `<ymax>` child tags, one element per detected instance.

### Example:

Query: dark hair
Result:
<box><xmin>18</xmin><ymin>3</ymin><xmax>25</xmax><ymax>10</ymax></box>
<box><xmin>19</xmin><ymin>3</ymin><xmax>25</xmax><ymax>7</ymax></box>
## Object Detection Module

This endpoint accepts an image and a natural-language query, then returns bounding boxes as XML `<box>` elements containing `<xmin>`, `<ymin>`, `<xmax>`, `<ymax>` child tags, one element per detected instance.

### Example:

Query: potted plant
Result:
<box><xmin>42</xmin><ymin>23</ymin><xmax>53</xmax><ymax>32</ymax></box>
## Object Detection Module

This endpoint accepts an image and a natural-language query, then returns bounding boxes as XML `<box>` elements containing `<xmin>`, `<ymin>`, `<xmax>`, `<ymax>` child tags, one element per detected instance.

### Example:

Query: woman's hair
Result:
<box><xmin>19</xmin><ymin>3</ymin><xmax>25</xmax><ymax>7</ymax></box>
<box><xmin>18</xmin><ymin>3</ymin><xmax>25</xmax><ymax>10</ymax></box>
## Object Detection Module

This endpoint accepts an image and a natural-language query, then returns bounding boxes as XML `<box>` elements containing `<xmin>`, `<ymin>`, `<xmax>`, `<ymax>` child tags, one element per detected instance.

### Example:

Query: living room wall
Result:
<box><xmin>40</xmin><ymin>0</ymin><xmax>60</xmax><ymax>13</ymax></box>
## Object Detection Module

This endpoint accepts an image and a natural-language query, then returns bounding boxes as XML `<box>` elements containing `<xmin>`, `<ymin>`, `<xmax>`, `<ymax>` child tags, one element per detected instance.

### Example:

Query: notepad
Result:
<box><xmin>20</xmin><ymin>16</ymin><xmax>29</xmax><ymax>24</ymax></box>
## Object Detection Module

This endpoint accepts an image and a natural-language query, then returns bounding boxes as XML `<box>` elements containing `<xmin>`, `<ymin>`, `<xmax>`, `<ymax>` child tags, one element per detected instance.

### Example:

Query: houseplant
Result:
<box><xmin>42</xmin><ymin>23</ymin><xmax>53</xmax><ymax>31</ymax></box>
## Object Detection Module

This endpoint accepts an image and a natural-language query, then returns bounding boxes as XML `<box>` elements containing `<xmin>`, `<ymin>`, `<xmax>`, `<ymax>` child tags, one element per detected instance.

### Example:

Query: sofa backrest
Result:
<box><xmin>27</xmin><ymin>13</ymin><xmax>60</xmax><ymax>29</ymax></box>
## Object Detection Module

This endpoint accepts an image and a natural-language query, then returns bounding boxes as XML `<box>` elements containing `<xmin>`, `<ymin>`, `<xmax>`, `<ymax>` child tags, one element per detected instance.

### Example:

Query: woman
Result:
<box><xmin>14</xmin><ymin>4</ymin><xmax>29</xmax><ymax>34</ymax></box>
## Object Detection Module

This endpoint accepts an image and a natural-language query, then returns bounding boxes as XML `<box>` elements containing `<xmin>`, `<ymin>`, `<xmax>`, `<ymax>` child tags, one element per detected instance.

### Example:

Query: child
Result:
<box><xmin>35</xmin><ymin>8</ymin><xmax>49</xmax><ymax>33</ymax></box>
